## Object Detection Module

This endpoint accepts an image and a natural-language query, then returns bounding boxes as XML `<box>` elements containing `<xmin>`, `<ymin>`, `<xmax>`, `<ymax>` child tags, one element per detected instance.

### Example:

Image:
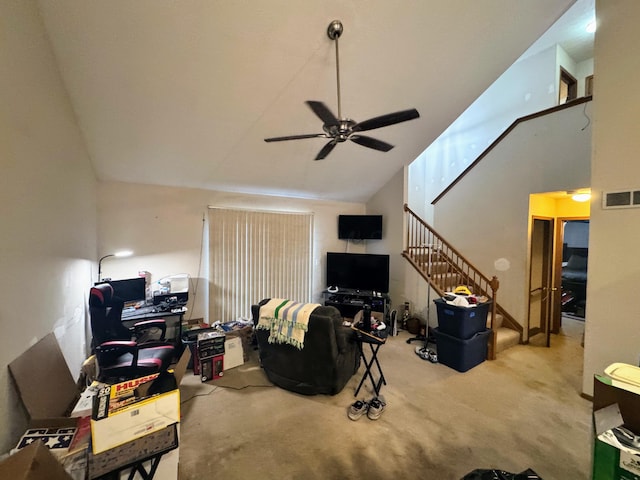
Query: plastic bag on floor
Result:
<box><xmin>461</xmin><ymin>468</ymin><xmax>542</xmax><ymax>480</ymax></box>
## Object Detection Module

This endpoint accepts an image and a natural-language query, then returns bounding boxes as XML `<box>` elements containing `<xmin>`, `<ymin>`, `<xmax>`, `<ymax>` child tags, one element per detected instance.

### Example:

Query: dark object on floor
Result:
<box><xmin>434</xmin><ymin>327</ymin><xmax>491</xmax><ymax>372</ymax></box>
<box><xmin>461</xmin><ymin>468</ymin><xmax>542</xmax><ymax>479</ymax></box>
<box><xmin>251</xmin><ymin>299</ymin><xmax>360</xmax><ymax>395</ymax></box>
<box><xmin>405</xmin><ymin>316</ymin><xmax>421</xmax><ymax>334</ymax></box>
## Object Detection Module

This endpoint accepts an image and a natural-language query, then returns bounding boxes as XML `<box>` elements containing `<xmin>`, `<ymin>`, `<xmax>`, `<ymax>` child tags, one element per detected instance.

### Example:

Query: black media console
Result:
<box><xmin>322</xmin><ymin>288</ymin><xmax>390</xmax><ymax>319</ymax></box>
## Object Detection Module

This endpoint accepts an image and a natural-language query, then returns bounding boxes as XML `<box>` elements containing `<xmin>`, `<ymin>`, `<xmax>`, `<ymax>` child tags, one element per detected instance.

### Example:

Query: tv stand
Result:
<box><xmin>322</xmin><ymin>288</ymin><xmax>390</xmax><ymax>320</ymax></box>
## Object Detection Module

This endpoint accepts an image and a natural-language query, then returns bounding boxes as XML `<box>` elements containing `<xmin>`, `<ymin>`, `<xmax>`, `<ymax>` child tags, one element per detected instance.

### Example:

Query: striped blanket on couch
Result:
<box><xmin>256</xmin><ymin>298</ymin><xmax>321</xmax><ymax>350</ymax></box>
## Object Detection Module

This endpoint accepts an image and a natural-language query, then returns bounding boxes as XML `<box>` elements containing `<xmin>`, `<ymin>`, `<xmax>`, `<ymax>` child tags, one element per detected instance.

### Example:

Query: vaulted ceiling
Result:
<box><xmin>37</xmin><ymin>0</ymin><xmax>578</xmax><ymax>202</ymax></box>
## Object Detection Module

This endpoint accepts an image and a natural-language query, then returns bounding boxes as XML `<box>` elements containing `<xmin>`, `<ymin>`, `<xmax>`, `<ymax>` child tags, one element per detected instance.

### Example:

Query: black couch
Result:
<box><xmin>251</xmin><ymin>299</ymin><xmax>360</xmax><ymax>395</ymax></box>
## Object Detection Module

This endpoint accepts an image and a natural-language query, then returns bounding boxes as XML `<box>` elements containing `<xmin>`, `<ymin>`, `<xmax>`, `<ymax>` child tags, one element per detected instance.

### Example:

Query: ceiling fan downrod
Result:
<box><xmin>263</xmin><ymin>18</ymin><xmax>419</xmax><ymax>161</ymax></box>
<box><xmin>327</xmin><ymin>20</ymin><xmax>344</xmax><ymax>121</ymax></box>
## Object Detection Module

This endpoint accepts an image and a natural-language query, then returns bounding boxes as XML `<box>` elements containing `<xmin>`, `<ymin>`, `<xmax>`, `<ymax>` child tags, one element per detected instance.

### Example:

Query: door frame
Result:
<box><xmin>554</xmin><ymin>216</ymin><xmax>590</xmax><ymax>330</ymax></box>
<box><xmin>527</xmin><ymin>216</ymin><xmax>555</xmax><ymax>346</ymax></box>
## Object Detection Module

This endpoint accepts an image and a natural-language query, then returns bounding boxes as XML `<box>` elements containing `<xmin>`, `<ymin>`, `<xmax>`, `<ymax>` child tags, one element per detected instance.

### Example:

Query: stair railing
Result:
<box><xmin>402</xmin><ymin>204</ymin><xmax>520</xmax><ymax>359</ymax></box>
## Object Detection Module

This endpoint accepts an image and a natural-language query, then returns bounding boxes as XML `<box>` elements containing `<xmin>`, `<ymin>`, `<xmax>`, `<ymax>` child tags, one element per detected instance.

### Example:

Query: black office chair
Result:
<box><xmin>89</xmin><ymin>284</ymin><xmax>174</xmax><ymax>382</ymax></box>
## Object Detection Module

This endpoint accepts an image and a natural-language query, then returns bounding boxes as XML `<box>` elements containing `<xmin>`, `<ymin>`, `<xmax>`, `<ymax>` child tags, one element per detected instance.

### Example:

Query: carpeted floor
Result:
<box><xmin>177</xmin><ymin>322</ymin><xmax>591</xmax><ymax>479</ymax></box>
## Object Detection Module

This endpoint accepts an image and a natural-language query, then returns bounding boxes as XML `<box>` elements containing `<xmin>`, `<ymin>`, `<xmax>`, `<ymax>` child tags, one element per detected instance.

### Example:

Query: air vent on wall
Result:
<box><xmin>602</xmin><ymin>190</ymin><xmax>640</xmax><ymax>209</ymax></box>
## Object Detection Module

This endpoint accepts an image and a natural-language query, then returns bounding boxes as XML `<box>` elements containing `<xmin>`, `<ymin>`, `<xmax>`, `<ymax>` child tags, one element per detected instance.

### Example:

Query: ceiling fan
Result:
<box><xmin>264</xmin><ymin>20</ymin><xmax>420</xmax><ymax>160</ymax></box>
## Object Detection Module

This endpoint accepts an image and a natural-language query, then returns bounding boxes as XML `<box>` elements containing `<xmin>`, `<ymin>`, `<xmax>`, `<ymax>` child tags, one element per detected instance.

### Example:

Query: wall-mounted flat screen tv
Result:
<box><xmin>338</xmin><ymin>215</ymin><xmax>383</xmax><ymax>240</ymax></box>
<box><xmin>326</xmin><ymin>252</ymin><xmax>390</xmax><ymax>293</ymax></box>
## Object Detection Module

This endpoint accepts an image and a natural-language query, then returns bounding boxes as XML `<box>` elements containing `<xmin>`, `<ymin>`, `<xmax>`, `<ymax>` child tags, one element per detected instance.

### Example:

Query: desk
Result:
<box><xmin>351</xmin><ymin>327</ymin><xmax>387</xmax><ymax>397</ymax></box>
<box><xmin>122</xmin><ymin>306</ymin><xmax>187</xmax><ymax>354</ymax></box>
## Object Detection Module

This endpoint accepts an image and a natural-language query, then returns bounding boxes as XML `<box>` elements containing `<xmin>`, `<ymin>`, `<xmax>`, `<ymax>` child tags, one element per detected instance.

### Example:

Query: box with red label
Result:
<box><xmin>90</xmin><ymin>348</ymin><xmax>190</xmax><ymax>454</ymax></box>
<box><xmin>200</xmin><ymin>354</ymin><xmax>224</xmax><ymax>382</ymax></box>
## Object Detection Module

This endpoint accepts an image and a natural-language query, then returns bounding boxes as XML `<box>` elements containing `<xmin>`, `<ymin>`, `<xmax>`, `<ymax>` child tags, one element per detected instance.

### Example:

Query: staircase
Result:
<box><xmin>402</xmin><ymin>204</ymin><xmax>522</xmax><ymax>358</ymax></box>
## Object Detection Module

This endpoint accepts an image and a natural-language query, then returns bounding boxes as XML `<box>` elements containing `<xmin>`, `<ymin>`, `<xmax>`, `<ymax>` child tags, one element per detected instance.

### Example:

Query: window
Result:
<box><xmin>208</xmin><ymin>208</ymin><xmax>313</xmax><ymax>322</ymax></box>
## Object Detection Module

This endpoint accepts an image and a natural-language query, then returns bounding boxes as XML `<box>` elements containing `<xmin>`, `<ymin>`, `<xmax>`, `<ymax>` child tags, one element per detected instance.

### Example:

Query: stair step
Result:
<box><xmin>412</xmin><ymin>252</ymin><xmax>442</xmax><ymax>263</ymax></box>
<box><xmin>422</xmin><ymin>261</ymin><xmax>450</xmax><ymax>275</ymax></box>
<box><xmin>486</xmin><ymin>312</ymin><xmax>504</xmax><ymax>329</ymax></box>
<box><xmin>495</xmin><ymin>327</ymin><xmax>520</xmax><ymax>353</ymax></box>
<box><xmin>431</xmin><ymin>272</ymin><xmax>461</xmax><ymax>290</ymax></box>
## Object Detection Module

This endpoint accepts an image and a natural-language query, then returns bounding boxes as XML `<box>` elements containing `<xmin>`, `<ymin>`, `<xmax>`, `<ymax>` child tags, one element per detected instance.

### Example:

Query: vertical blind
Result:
<box><xmin>208</xmin><ymin>208</ymin><xmax>314</xmax><ymax>323</ymax></box>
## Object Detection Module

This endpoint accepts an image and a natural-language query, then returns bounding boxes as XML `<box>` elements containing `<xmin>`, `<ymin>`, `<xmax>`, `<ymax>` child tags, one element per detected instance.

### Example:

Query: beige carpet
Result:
<box><xmin>178</xmin><ymin>324</ymin><xmax>591</xmax><ymax>479</ymax></box>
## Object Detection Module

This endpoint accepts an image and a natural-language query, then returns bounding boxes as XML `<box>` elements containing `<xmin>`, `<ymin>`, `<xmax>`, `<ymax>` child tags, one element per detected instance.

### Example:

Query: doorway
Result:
<box><xmin>559</xmin><ymin>67</ymin><xmax>578</xmax><ymax>104</ymax></box>
<box><xmin>559</xmin><ymin>219</ymin><xmax>589</xmax><ymax>320</ymax></box>
<box><xmin>528</xmin><ymin>217</ymin><xmax>554</xmax><ymax>346</ymax></box>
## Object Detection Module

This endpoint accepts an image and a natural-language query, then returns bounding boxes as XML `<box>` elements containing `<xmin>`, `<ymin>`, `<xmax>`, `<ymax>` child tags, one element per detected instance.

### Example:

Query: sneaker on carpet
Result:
<box><xmin>367</xmin><ymin>396</ymin><xmax>386</xmax><ymax>420</ymax></box>
<box><xmin>415</xmin><ymin>346</ymin><xmax>438</xmax><ymax>363</ymax></box>
<box><xmin>347</xmin><ymin>399</ymin><xmax>369</xmax><ymax>421</ymax></box>
<box><xmin>428</xmin><ymin>349</ymin><xmax>438</xmax><ymax>363</ymax></box>
<box><xmin>415</xmin><ymin>346</ymin><xmax>430</xmax><ymax>361</ymax></box>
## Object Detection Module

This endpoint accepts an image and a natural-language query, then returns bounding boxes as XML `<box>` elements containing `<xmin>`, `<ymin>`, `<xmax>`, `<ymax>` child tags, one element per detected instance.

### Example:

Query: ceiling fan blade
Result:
<box><xmin>315</xmin><ymin>141</ymin><xmax>337</xmax><ymax>160</ymax></box>
<box><xmin>306</xmin><ymin>101</ymin><xmax>339</xmax><ymax>126</ymax></box>
<box><xmin>352</xmin><ymin>108</ymin><xmax>420</xmax><ymax>132</ymax></box>
<box><xmin>350</xmin><ymin>135</ymin><xmax>394</xmax><ymax>152</ymax></box>
<box><xmin>264</xmin><ymin>133</ymin><xmax>326</xmax><ymax>142</ymax></box>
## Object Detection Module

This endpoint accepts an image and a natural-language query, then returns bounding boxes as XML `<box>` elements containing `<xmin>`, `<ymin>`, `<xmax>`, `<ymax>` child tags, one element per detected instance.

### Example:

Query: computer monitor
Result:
<box><xmin>97</xmin><ymin>277</ymin><xmax>146</xmax><ymax>304</ymax></box>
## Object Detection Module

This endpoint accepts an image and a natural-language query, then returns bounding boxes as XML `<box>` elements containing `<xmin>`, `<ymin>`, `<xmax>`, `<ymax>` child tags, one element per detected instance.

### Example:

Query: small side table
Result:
<box><xmin>351</xmin><ymin>327</ymin><xmax>387</xmax><ymax>397</ymax></box>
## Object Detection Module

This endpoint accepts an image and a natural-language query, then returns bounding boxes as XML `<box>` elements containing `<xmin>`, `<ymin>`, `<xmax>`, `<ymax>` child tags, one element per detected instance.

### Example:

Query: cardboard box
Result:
<box><xmin>89</xmin><ymin>347</ymin><xmax>190</xmax><ymax>454</ymax></box>
<box><xmin>8</xmin><ymin>334</ymin><xmax>83</xmax><ymax>446</ymax></box>
<box><xmin>0</xmin><ymin>441</ymin><xmax>73</xmax><ymax>480</ymax></box>
<box><xmin>593</xmin><ymin>366</ymin><xmax>640</xmax><ymax>480</ymax></box>
<box><xmin>224</xmin><ymin>336</ymin><xmax>244</xmax><ymax>370</ymax></box>
<box><xmin>9</xmin><ymin>334</ymin><xmax>81</xmax><ymax>421</ymax></box>
<box><xmin>200</xmin><ymin>354</ymin><xmax>224</xmax><ymax>382</ymax></box>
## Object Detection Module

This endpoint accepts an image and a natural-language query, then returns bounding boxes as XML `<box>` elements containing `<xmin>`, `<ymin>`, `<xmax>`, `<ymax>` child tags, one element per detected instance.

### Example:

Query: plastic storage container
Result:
<box><xmin>434</xmin><ymin>328</ymin><xmax>491</xmax><ymax>372</ymax></box>
<box><xmin>434</xmin><ymin>298</ymin><xmax>491</xmax><ymax>339</ymax></box>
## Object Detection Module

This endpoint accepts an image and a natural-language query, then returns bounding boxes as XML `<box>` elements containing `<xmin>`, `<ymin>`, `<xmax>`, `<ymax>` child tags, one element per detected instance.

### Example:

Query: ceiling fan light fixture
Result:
<box><xmin>263</xmin><ymin>20</ymin><xmax>420</xmax><ymax>160</ymax></box>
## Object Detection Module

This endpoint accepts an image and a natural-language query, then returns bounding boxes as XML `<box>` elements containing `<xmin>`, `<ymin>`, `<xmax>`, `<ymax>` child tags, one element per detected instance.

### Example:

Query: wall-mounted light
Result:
<box><xmin>98</xmin><ymin>250</ymin><xmax>133</xmax><ymax>282</ymax></box>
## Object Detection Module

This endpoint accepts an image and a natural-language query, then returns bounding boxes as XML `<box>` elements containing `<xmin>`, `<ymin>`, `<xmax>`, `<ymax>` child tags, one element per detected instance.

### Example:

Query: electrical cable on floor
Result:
<box><xmin>215</xmin><ymin>384</ymin><xmax>275</xmax><ymax>391</ymax></box>
<box><xmin>180</xmin><ymin>382</ymin><xmax>275</xmax><ymax>405</ymax></box>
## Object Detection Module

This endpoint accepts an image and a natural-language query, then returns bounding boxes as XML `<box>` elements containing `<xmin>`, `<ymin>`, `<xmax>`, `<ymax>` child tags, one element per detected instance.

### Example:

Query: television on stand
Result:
<box><xmin>326</xmin><ymin>252</ymin><xmax>390</xmax><ymax>293</ymax></box>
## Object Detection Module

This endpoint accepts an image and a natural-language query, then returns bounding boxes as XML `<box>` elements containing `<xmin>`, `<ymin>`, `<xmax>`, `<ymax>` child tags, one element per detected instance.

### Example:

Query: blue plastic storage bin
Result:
<box><xmin>434</xmin><ymin>328</ymin><xmax>491</xmax><ymax>372</ymax></box>
<box><xmin>434</xmin><ymin>298</ymin><xmax>491</xmax><ymax>339</ymax></box>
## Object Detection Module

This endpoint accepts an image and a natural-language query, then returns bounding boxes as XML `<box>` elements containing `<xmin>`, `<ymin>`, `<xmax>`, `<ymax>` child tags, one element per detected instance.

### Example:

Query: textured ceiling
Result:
<box><xmin>37</xmin><ymin>0</ymin><xmax>579</xmax><ymax>203</ymax></box>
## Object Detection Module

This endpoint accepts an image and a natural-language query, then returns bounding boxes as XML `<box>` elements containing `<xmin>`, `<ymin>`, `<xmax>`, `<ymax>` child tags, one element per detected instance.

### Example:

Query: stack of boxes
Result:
<box><xmin>433</xmin><ymin>297</ymin><xmax>492</xmax><ymax>372</ymax></box>
<box><xmin>196</xmin><ymin>331</ymin><xmax>225</xmax><ymax>381</ymax></box>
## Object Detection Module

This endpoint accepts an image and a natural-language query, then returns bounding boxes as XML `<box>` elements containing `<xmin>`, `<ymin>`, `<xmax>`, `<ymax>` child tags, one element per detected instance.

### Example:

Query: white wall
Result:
<box><xmin>408</xmin><ymin>45</ymin><xmax>559</xmax><ymax>220</ymax></box>
<box><xmin>98</xmin><ymin>181</ymin><xmax>366</xmax><ymax>322</ymax></box>
<box><xmin>583</xmin><ymin>0</ymin><xmax>640</xmax><ymax>395</ymax></box>
<box><xmin>365</xmin><ymin>167</ymin><xmax>405</xmax><ymax>312</ymax></box>
<box><xmin>408</xmin><ymin>38</ymin><xmax>594</xmax><ymax>223</ymax></box>
<box><xmin>0</xmin><ymin>1</ymin><xmax>97</xmax><ymax>452</ymax></box>
<box><xmin>432</xmin><ymin>102</ymin><xmax>591</xmax><ymax>332</ymax></box>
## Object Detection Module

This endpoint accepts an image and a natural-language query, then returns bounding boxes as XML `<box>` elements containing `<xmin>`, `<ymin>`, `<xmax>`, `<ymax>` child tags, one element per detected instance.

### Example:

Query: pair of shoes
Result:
<box><xmin>415</xmin><ymin>346</ymin><xmax>438</xmax><ymax>363</ymax></box>
<box><xmin>367</xmin><ymin>396</ymin><xmax>386</xmax><ymax>420</ymax></box>
<box><xmin>347</xmin><ymin>399</ymin><xmax>369</xmax><ymax>421</ymax></box>
<box><xmin>415</xmin><ymin>346</ymin><xmax>430</xmax><ymax>360</ymax></box>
